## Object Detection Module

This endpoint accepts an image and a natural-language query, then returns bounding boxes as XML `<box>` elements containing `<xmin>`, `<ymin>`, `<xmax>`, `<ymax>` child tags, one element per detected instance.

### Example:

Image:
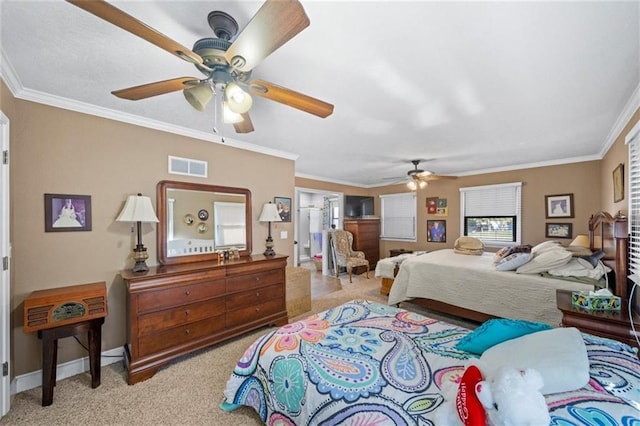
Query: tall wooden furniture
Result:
<box><xmin>120</xmin><ymin>255</ymin><xmax>287</xmax><ymax>385</ymax></box>
<box><xmin>344</xmin><ymin>218</ymin><xmax>380</xmax><ymax>268</ymax></box>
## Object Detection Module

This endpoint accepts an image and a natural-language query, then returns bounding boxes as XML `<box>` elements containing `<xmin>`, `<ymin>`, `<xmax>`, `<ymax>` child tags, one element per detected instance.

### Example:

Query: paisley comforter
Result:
<box><xmin>222</xmin><ymin>300</ymin><xmax>640</xmax><ymax>425</ymax></box>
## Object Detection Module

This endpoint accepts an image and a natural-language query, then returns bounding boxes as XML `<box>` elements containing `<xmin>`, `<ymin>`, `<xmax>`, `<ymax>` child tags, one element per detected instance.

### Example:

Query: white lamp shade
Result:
<box><xmin>116</xmin><ymin>194</ymin><xmax>159</xmax><ymax>223</ymax></box>
<box><xmin>570</xmin><ymin>234</ymin><xmax>590</xmax><ymax>248</ymax></box>
<box><xmin>223</xmin><ymin>104</ymin><xmax>244</xmax><ymax>123</ymax></box>
<box><xmin>258</xmin><ymin>203</ymin><xmax>282</xmax><ymax>223</ymax></box>
<box><xmin>184</xmin><ymin>84</ymin><xmax>213</xmax><ymax>112</ymax></box>
<box><xmin>225</xmin><ymin>82</ymin><xmax>253</xmax><ymax>113</ymax></box>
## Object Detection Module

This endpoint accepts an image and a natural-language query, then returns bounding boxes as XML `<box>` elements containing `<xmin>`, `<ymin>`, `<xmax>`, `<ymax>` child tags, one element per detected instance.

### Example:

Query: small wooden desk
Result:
<box><xmin>23</xmin><ymin>282</ymin><xmax>107</xmax><ymax>406</ymax></box>
<box><xmin>38</xmin><ymin>318</ymin><xmax>104</xmax><ymax>406</ymax></box>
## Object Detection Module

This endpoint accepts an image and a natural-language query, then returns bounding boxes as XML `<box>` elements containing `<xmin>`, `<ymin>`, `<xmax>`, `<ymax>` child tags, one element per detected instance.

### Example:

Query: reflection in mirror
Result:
<box><xmin>157</xmin><ymin>181</ymin><xmax>252</xmax><ymax>265</ymax></box>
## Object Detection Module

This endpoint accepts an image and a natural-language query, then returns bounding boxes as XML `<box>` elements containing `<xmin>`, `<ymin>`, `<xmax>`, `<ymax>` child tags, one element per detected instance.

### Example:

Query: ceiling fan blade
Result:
<box><xmin>112</xmin><ymin>77</ymin><xmax>200</xmax><ymax>100</ymax></box>
<box><xmin>248</xmin><ymin>80</ymin><xmax>334</xmax><ymax>118</ymax></box>
<box><xmin>224</xmin><ymin>0</ymin><xmax>310</xmax><ymax>72</ymax></box>
<box><xmin>233</xmin><ymin>113</ymin><xmax>254</xmax><ymax>134</ymax></box>
<box><xmin>423</xmin><ymin>175</ymin><xmax>458</xmax><ymax>181</ymax></box>
<box><xmin>66</xmin><ymin>0</ymin><xmax>203</xmax><ymax>65</ymax></box>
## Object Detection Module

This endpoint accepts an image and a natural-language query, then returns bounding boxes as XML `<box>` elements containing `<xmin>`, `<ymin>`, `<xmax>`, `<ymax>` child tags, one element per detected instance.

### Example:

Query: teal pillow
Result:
<box><xmin>455</xmin><ymin>318</ymin><xmax>552</xmax><ymax>354</ymax></box>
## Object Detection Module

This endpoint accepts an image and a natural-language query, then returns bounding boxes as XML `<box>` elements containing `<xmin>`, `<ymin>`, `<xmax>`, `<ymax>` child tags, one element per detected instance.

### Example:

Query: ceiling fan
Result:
<box><xmin>403</xmin><ymin>160</ymin><xmax>457</xmax><ymax>190</ymax></box>
<box><xmin>66</xmin><ymin>0</ymin><xmax>334</xmax><ymax>134</ymax></box>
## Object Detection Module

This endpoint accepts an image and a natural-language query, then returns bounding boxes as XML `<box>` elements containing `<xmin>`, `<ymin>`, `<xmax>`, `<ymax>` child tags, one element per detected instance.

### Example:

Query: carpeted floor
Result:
<box><xmin>1</xmin><ymin>272</ymin><xmax>475</xmax><ymax>425</ymax></box>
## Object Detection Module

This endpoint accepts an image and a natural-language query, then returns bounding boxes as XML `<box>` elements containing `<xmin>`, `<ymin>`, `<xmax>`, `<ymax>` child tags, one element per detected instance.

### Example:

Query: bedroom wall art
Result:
<box><xmin>427</xmin><ymin>220</ymin><xmax>446</xmax><ymax>242</ymax></box>
<box><xmin>613</xmin><ymin>163</ymin><xmax>624</xmax><ymax>202</ymax></box>
<box><xmin>44</xmin><ymin>193</ymin><xmax>92</xmax><ymax>232</ymax></box>
<box><xmin>274</xmin><ymin>196</ymin><xmax>291</xmax><ymax>222</ymax></box>
<box><xmin>426</xmin><ymin>197</ymin><xmax>438</xmax><ymax>214</ymax></box>
<box><xmin>545</xmin><ymin>193</ymin><xmax>574</xmax><ymax>218</ymax></box>
<box><xmin>546</xmin><ymin>222</ymin><xmax>572</xmax><ymax>239</ymax></box>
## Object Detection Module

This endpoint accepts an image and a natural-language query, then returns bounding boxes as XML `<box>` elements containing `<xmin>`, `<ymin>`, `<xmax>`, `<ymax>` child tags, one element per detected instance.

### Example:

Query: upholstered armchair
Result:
<box><xmin>331</xmin><ymin>230</ymin><xmax>370</xmax><ymax>283</ymax></box>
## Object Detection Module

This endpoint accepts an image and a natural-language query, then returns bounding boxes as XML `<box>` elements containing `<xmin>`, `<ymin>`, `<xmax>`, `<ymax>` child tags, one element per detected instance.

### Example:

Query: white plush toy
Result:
<box><xmin>436</xmin><ymin>364</ymin><xmax>551</xmax><ymax>426</ymax></box>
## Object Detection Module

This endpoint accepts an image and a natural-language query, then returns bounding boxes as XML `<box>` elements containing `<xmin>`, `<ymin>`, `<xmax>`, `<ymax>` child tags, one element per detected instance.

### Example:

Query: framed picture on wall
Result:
<box><xmin>427</xmin><ymin>220</ymin><xmax>446</xmax><ymax>242</ymax></box>
<box><xmin>545</xmin><ymin>193</ymin><xmax>574</xmax><ymax>218</ymax></box>
<box><xmin>44</xmin><ymin>193</ymin><xmax>92</xmax><ymax>232</ymax></box>
<box><xmin>546</xmin><ymin>222</ymin><xmax>572</xmax><ymax>239</ymax></box>
<box><xmin>274</xmin><ymin>197</ymin><xmax>291</xmax><ymax>222</ymax></box>
<box><xmin>613</xmin><ymin>163</ymin><xmax>624</xmax><ymax>202</ymax></box>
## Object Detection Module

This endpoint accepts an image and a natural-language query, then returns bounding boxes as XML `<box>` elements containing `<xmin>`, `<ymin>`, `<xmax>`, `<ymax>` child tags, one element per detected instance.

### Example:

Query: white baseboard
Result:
<box><xmin>11</xmin><ymin>347</ymin><xmax>124</xmax><ymax>395</ymax></box>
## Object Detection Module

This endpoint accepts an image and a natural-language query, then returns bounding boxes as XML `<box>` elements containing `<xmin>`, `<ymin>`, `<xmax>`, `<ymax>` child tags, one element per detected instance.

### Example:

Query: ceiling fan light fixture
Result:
<box><xmin>407</xmin><ymin>180</ymin><xmax>417</xmax><ymax>190</ymax></box>
<box><xmin>223</xmin><ymin>103</ymin><xmax>244</xmax><ymax>123</ymax></box>
<box><xmin>225</xmin><ymin>82</ymin><xmax>253</xmax><ymax>113</ymax></box>
<box><xmin>183</xmin><ymin>84</ymin><xmax>213</xmax><ymax>111</ymax></box>
<box><xmin>419</xmin><ymin>180</ymin><xmax>428</xmax><ymax>189</ymax></box>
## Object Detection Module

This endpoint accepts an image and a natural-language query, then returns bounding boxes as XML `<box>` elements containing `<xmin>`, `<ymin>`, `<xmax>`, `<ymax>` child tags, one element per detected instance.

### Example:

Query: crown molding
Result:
<box><xmin>601</xmin><ymin>81</ymin><xmax>640</xmax><ymax>155</ymax></box>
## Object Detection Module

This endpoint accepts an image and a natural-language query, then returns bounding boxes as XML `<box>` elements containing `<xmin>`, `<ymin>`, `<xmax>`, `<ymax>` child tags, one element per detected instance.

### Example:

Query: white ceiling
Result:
<box><xmin>1</xmin><ymin>1</ymin><xmax>639</xmax><ymax>187</ymax></box>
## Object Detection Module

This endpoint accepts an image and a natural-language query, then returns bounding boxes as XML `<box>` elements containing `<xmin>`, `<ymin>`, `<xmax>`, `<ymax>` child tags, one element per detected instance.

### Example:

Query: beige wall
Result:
<box><xmin>2</xmin><ymin>80</ymin><xmax>296</xmax><ymax>375</ymax></box>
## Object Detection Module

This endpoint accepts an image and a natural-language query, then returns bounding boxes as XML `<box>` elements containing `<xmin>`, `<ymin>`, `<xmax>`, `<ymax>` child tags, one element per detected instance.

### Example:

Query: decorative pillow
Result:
<box><xmin>493</xmin><ymin>246</ymin><xmax>513</xmax><ymax>263</ymax></box>
<box><xmin>455</xmin><ymin>318</ymin><xmax>552</xmax><ymax>354</ymax></box>
<box><xmin>479</xmin><ymin>327</ymin><xmax>589</xmax><ymax>395</ymax></box>
<box><xmin>495</xmin><ymin>252</ymin><xmax>533</xmax><ymax>271</ymax></box>
<box><xmin>531</xmin><ymin>240</ymin><xmax>560</xmax><ymax>255</ymax></box>
<box><xmin>515</xmin><ymin>247</ymin><xmax>572</xmax><ymax>274</ymax></box>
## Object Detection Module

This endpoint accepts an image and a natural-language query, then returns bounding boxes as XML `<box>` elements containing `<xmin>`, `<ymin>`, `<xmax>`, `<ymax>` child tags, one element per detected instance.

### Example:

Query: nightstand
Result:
<box><xmin>556</xmin><ymin>289</ymin><xmax>640</xmax><ymax>351</ymax></box>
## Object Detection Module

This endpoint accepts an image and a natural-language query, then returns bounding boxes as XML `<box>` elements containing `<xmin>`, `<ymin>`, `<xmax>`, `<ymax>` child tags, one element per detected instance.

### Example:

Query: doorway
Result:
<box><xmin>294</xmin><ymin>187</ymin><xmax>342</xmax><ymax>274</ymax></box>
<box><xmin>0</xmin><ymin>111</ymin><xmax>10</xmax><ymax>418</ymax></box>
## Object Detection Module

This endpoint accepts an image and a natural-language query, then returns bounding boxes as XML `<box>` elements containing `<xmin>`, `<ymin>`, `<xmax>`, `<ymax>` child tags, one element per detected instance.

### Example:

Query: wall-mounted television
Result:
<box><xmin>344</xmin><ymin>195</ymin><xmax>375</xmax><ymax>218</ymax></box>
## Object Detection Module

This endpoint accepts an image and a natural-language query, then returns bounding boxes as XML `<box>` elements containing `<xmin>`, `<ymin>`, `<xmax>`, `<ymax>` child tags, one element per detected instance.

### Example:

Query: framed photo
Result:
<box><xmin>545</xmin><ymin>193</ymin><xmax>574</xmax><ymax>218</ymax></box>
<box><xmin>274</xmin><ymin>197</ymin><xmax>291</xmax><ymax>222</ymax></box>
<box><xmin>44</xmin><ymin>193</ymin><xmax>92</xmax><ymax>232</ymax></box>
<box><xmin>427</xmin><ymin>220</ymin><xmax>446</xmax><ymax>243</ymax></box>
<box><xmin>613</xmin><ymin>163</ymin><xmax>624</xmax><ymax>202</ymax></box>
<box><xmin>426</xmin><ymin>197</ymin><xmax>438</xmax><ymax>214</ymax></box>
<box><xmin>546</xmin><ymin>222</ymin><xmax>572</xmax><ymax>239</ymax></box>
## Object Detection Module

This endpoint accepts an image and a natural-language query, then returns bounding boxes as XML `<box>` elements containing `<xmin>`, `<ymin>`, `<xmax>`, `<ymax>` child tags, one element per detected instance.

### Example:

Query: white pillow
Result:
<box><xmin>479</xmin><ymin>327</ymin><xmax>589</xmax><ymax>395</ymax></box>
<box><xmin>531</xmin><ymin>240</ymin><xmax>560</xmax><ymax>255</ymax></box>
<box><xmin>495</xmin><ymin>252</ymin><xmax>533</xmax><ymax>271</ymax></box>
<box><xmin>516</xmin><ymin>247</ymin><xmax>572</xmax><ymax>274</ymax></box>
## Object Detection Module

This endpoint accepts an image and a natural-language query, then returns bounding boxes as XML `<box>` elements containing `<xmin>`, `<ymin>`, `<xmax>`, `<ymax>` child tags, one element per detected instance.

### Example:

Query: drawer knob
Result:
<box><xmin>255</xmin><ymin>307</ymin><xmax>260</xmax><ymax>313</ymax></box>
<box><xmin>184</xmin><ymin>310</ymin><xmax>190</xmax><ymax>316</ymax></box>
<box><xmin>254</xmin><ymin>277</ymin><xmax>261</xmax><ymax>281</ymax></box>
<box><xmin>256</xmin><ymin>292</ymin><xmax>260</xmax><ymax>297</ymax></box>
<box><xmin>185</xmin><ymin>329</ymin><xmax>190</xmax><ymax>335</ymax></box>
<box><xmin>184</xmin><ymin>290</ymin><xmax>191</xmax><ymax>296</ymax></box>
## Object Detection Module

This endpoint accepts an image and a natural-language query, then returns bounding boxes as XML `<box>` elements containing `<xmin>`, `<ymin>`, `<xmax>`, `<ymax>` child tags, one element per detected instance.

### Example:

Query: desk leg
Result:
<box><xmin>40</xmin><ymin>331</ymin><xmax>57</xmax><ymax>407</ymax></box>
<box><xmin>88</xmin><ymin>320</ymin><xmax>101</xmax><ymax>389</ymax></box>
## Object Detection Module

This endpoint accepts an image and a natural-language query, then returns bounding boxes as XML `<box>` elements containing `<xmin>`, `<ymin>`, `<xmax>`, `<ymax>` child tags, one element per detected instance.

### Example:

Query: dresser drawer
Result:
<box><xmin>226</xmin><ymin>269</ymin><xmax>283</xmax><ymax>292</ymax></box>
<box><xmin>226</xmin><ymin>284</ymin><xmax>284</xmax><ymax>310</ymax></box>
<box><xmin>137</xmin><ymin>279</ymin><xmax>225</xmax><ymax>313</ymax></box>
<box><xmin>226</xmin><ymin>298</ymin><xmax>285</xmax><ymax>328</ymax></box>
<box><xmin>137</xmin><ymin>297</ymin><xmax>226</xmax><ymax>336</ymax></box>
<box><xmin>138</xmin><ymin>315</ymin><xmax>225</xmax><ymax>357</ymax></box>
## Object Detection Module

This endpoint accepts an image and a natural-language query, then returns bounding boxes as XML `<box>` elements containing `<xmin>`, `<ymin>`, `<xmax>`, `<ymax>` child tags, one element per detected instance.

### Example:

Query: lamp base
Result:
<box><xmin>264</xmin><ymin>236</ymin><xmax>275</xmax><ymax>257</ymax></box>
<box><xmin>132</xmin><ymin>246</ymin><xmax>149</xmax><ymax>273</ymax></box>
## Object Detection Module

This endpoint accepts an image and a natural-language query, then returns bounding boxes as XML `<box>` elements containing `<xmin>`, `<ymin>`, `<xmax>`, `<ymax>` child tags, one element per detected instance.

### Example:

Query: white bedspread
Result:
<box><xmin>388</xmin><ymin>249</ymin><xmax>596</xmax><ymax>325</ymax></box>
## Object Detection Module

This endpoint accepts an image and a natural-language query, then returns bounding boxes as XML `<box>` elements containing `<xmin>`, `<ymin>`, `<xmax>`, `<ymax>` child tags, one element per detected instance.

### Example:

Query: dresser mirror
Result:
<box><xmin>157</xmin><ymin>180</ymin><xmax>252</xmax><ymax>264</ymax></box>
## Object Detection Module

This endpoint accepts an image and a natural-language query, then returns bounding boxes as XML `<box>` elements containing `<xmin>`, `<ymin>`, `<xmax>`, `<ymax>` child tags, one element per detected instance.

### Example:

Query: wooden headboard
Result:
<box><xmin>588</xmin><ymin>211</ymin><xmax>629</xmax><ymax>299</ymax></box>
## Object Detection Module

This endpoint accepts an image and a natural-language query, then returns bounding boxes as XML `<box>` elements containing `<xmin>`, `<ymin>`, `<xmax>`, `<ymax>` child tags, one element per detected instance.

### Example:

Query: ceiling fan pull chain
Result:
<box><xmin>212</xmin><ymin>83</ymin><xmax>225</xmax><ymax>143</ymax></box>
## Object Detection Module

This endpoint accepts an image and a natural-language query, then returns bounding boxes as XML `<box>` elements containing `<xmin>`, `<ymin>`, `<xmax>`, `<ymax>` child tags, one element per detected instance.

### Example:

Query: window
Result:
<box><xmin>460</xmin><ymin>182</ymin><xmax>522</xmax><ymax>246</ymax></box>
<box><xmin>380</xmin><ymin>192</ymin><xmax>417</xmax><ymax>241</ymax></box>
<box><xmin>627</xmin><ymin>120</ymin><xmax>640</xmax><ymax>280</ymax></box>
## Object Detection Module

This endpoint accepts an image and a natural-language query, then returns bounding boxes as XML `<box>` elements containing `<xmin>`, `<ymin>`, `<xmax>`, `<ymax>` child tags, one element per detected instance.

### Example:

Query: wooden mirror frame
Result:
<box><xmin>156</xmin><ymin>180</ymin><xmax>252</xmax><ymax>265</ymax></box>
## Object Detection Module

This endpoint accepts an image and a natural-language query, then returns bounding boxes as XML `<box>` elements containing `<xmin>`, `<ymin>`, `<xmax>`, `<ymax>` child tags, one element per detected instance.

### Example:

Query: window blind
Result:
<box><xmin>380</xmin><ymin>192</ymin><xmax>417</xmax><ymax>241</ymax></box>
<box><xmin>627</xmin><ymin>121</ymin><xmax>640</xmax><ymax>279</ymax></box>
<box><xmin>460</xmin><ymin>182</ymin><xmax>522</xmax><ymax>245</ymax></box>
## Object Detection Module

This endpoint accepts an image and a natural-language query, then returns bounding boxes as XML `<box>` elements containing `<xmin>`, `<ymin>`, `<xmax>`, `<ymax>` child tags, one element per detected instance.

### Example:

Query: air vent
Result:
<box><xmin>168</xmin><ymin>156</ymin><xmax>208</xmax><ymax>178</ymax></box>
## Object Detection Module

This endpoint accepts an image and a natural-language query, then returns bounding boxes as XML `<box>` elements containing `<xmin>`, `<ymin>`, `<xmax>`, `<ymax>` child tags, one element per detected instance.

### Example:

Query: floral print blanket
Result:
<box><xmin>222</xmin><ymin>300</ymin><xmax>640</xmax><ymax>425</ymax></box>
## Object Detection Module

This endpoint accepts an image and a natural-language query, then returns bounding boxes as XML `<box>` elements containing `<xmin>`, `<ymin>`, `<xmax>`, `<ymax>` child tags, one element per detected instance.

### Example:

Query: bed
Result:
<box><xmin>222</xmin><ymin>299</ymin><xmax>640</xmax><ymax>424</ymax></box>
<box><xmin>388</xmin><ymin>211</ymin><xmax>629</xmax><ymax>325</ymax></box>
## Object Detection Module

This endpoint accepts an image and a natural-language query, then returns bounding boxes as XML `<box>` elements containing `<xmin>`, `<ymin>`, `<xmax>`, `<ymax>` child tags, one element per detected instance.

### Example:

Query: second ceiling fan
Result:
<box><xmin>67</xmin><ymin>0</ymin><xmax>334</xmax><ymax>134</ymax></box>
<box><xmin>404</xmin><ymin>160</ymin><xmax>457</xmax><ymax>190</ymax></box>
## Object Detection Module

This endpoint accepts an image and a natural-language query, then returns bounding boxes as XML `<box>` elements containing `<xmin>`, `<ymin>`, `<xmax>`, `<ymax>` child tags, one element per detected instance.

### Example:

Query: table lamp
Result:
<box><xmin>258</xmin><ymin>202</ymin><xmax>282</xmax><ymax>256</ymax></box>
<box><xmin>116</xmin><ymin>193</ymin><xmax>159</xmax><ymax>272</ymax></box>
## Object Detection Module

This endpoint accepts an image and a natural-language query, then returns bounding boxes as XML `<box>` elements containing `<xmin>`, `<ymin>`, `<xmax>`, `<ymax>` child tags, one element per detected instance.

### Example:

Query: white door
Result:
<box><xmin>0</xmin><ymin>111</ymin><xmax>10</xmax><ymax>417</ymax></box>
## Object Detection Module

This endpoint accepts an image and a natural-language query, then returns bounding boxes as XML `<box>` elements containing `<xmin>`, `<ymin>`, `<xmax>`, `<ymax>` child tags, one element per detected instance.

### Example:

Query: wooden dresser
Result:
<box><xmin>344</xmin><ymin>218</ymin><xmax>380</xmax><ymax>268</ymax></box>
<box><xmin>120</xmin><ymin>254</ymin><xmax>288</xmax><ymax>385</ymax></box>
